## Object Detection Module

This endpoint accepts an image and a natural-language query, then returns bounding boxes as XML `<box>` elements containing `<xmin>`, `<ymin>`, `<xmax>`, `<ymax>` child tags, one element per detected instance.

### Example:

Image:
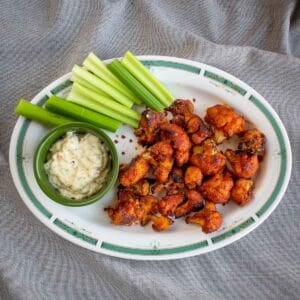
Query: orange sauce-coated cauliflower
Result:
<box><xmin>200</xmin><ymin>170</ymin><xmax>234</xmax><ymax>204</ymax></box>
<box><xmin>186</xmin><ymin>202</ymin><xmax>222</xmax><ymax>233</ymax></box>
<box><xmin>190</xmin><ymin>139</ymin><xmax>226</xmax><ymax>176</ymax></box>
<box><xmin>239</xmin><ymin>128</ymin><xmax>265</xmax><ymax>157</ymax></box>
<box><xmin>231</xmin><ymin>178</ymin><xmax>254</xmax><ymax>206</ymax></box>
<box><xmin>225</xmin><ymin>149</ymin><xmax>259</xmax><ymax>179</ymax></box>
<box><xmin>184</xmin><ymin>166</ymin><xmax>203</xmax><ymax>189</ymax></box>
<box><xmin>205</xmin><ymin>104</ymin><xmax>245</xmax><ymax>143</ymax></box>
<box><xmin>119</xmin><ymin>155</ymin><xmax>150</xmax><ymax>187</ymax></box>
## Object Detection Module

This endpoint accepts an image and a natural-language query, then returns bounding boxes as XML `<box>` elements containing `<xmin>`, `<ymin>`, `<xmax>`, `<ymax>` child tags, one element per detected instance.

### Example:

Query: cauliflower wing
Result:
<box><xmin>189</xmin><ymin>119</ymin><xmax>212</xmax><ymax>145</ymax></box>
<box><xmin>105</xmin><ymin>199</ymin><xmax>142</xmax><ymax>226</ymax></box>
<box><xmin>117</xmin><ymin>187</ymin><xmax>137</xmax><ymax>203</ymax></box>
<box><xmin>239</xmin><ymin>128</ymin><xmax>265</xmax><ymax>158</ymax></box>
<box><xmin>160</xmin><ymin>123</ymin><xmax>192</xmax><ymax>166</ymax></box>
<box><xmin>139</xmin><ymin>195</ymin><xmax>159</xmax><ymax>225</ymax></box>
<box><xmin>157</xmin><ymin>193</ymin><xmax>185</xmax><ymax>216</ymax></box>
<box><xmin>231</xmin><ymin>178</ymin><xmax>254</xmax><ymax>206</ymax></box>
<box><xmin>205</xmin><ymin>104</ymin><xmax>246</xmax><ymax>143</ymax></box>
<box><xmin>151</xmin><ymin>167</ymin><xmax>185</xmax><ymax>195</ymax></box>
<box><xmin>164</xmin><ymin>167</ymin><xmax>185</xmax><ymax>193</ymax></box>
<box><xmin>184</xmin><ymin>166</ymin><xmax>203</xmax><ymax>189</ymax></box>
<box><xmin>190</xmin><ymin>139</ymin><xmax>226</xmax><ymax>176</ymax></box>
<box><xmin>151</xmin><ymin>215</ymin><xmax>173</xmax><ymax>232</ymax></box>
<box><xmin>134</xmin><ymin>109</ymin><xmax>167</xmax><ymax>145</ymax></box>
<box><xmin>119</xmin><ymin>155</ymin><xmax>150</xmax><ymax>187</ymax></box>
<box><xmin>129</xmin><ymin>179</ymin><xmax>150</xmax><ymax>196</ymax></box>
<box><xmin>147</xmin><ymin>141</ymin><xmax>174</xmax><ymax>183</ymax></box>
<box><xmin>186</xmin><ymin>115</ymin><xmax>212</xmax><ymax>145</ymax></box>
<box><xmin>186</xmin><ymin>115</ymin><xmax>202</xmax><ymax>133</ymax></box>
<box><xmin>154</xmin><ymin>157</ymin><xmax>174</xmax><ymax>184</ymax></box>
<box><xmin>200</xmin><ymin>170</ymin><xmax>234</xmax><ymax>204</ymax></box>
<box><xmin>168</xmin><ymin>99</ymin><xmax>194</xmax><ymax>122</ymax></box>
<box><xmin>174</xmin><ymin>190</ymin><xmax>204</xmax><ymax>218</ymax></box>
<box><xmin>225</xmin><ymin>149</ymin><xmax>259</xmax><ymax>179</ymax></box>
<box><xmin>169</xmin><ymin>99</ymin><xmax>211</xmax><ymax>144</ymax></box>
<box><xmin>186</xmin><ymin>202</ymin><xmax>222</xmax><ymax>233</ymax></box>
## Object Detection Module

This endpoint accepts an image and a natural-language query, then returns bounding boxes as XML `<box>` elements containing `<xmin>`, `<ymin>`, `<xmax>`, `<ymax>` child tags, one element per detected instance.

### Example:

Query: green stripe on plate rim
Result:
<box><xmin>15</xmin><ymin>61</ymin><xmax>287</xmax><ymax>255</ymax></box>
<box><xmin>204</xmin><ymin>70</ymin><xmax>247</xmax><ymax>96</ymax></box>
<box><xmin>141</xmin><ymin>60</ymin><xmax>201</xmax><ymax>74</ymax></box>
<box><xmin>212</xmin><ymin>217</ymin><xmax>255</xmax><ymax>244</ymax></box>
<box><xmin>53</xmin><ymin>219</ymin><xmax>98</xmax><ymax>245</ymax></box>
<box><xmin>101</xmin><ymin>240</ymin><xmax>208</xmax><ymax>255</ymax></box>
<box><xmin>50</xmin><ymin>79</ymin><xmax>73</xmax><ymax>95</ymax></box>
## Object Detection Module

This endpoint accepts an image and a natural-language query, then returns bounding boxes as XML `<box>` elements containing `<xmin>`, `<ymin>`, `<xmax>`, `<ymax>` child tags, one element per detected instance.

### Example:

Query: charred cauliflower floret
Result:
<box><xmin>168</xmin><ymin>99</ymin><xmax>194</xmax><ymax>122</ymax></box>
<box><xmin>186</xmin><ymin>202</ymin><xmax>222</xmax><ymax>233</ymax></box>
<box><xmin>139</xmin><ymin>195</ymin><xmax>159</xmax><ymax>226</ymax></box>
<box><xmin>238</xmin><ymin>128</ymin><xmax>265</xmax><ymax>158</ymax></box>
<box><xmin>151</xmin><ymin>215</ymin><xmax>173</xmax><ymax>232</ymax></box>
<box><xmin>225</xmin><ymin>149</ymin><xmax>259</xmax><ymax>179</ymax></box>
<box><xmin>231</xmin><ymin>178</ymin><xmax>254</xmax><ymax>206</ymax></box>
<box><xmin>157</xmin><ymin>193</ymin><xmax>185</xmax><ymax>216</ymax></box>
<box><xmin>119</xmin><ymin>155</ymin><xmax>150</xmax><ymax>187</ymax></box>
<box><xmin>169</xmin><ymin>99</ymin><xmax>211</xmax><ymax>144</ymax></box>
<box><xmin>160</xmin><ymin>123</ymin><xmax>192</xmax><ymax>167</ymax></box>
<box><xmin>200</xmin><ymin>170</ymin><xmax>234</xmax><ymax>204</ymax></box>
<box><xmin>146</xmin><ymin>141</ymin><xmax>174</xmax><ymax>183</ymax></box>
<box><xmin>184</xmin><ymin>166</ymin><xmax>203</xmax><ymax>189</ymax></box>
<box><xmin>105</xmin><ymin>199</ymin><xmax>142</xmax><ymax>226</ymax></box>
<box><xmin>190</xmin><ymin>139</ymin><xmax>226</xmax><ymax>176</ymax></box>
<box><xmin>205</xmin><ymin>104</ymin><xmax>246</xmax><ymax>143</ymax></box>
<box><xmin>174</xmin><ymin>190</ymin><xmax>204</xmax><ymax>218</ymax></box>
<box><xmin>134</xmin><ymin>109</ymin><xmax>167</xmax><ymax>145</ymax></box>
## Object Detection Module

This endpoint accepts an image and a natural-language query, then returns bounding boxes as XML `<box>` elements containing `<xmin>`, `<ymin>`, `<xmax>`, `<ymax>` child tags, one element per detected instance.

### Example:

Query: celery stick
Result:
<box><xmin>107</xmin><ymin>60</ymin><xmax>165</xmax><ymax>111</ymax></box>
<box><xmin>122</xmin><ymin>51</ymin><xmax>174</xmax><ymax>106</ymax></box>
<box><xmin>72</xmin><ymin>65</ymin><xmax>133</xmax><ymax>108</ymax></box>
<box><xmin>15</xmin><ymin>99</ymin><xmax>74</xmax><ymax>127</ymax></box>
<box><xmin>67</xmin><ymin>86</ymin><xmax>139</xmax><ymax>128</ymax></box>
<box><xmin>83</xmin><ymin>53</ymin><xmax>141</xmax><ymax>105</ymax></box>
<box><xmin>45</xmin><ymin>96</ymin><xmax>120</xmax><ymax>132</ymax></box>
<box><xmin>70</xmin><ymin>73</ymin><xmax>110</xmax><ymax>97</ymax></box>
<box><xmin>71</xmin><ymin>83</ymin><xmax>140</xmax><ymax>121</ymax></box>
<box><xmin>68</xmin><ymin>88</ymin><xmax>87</xmax><ymax>105</ymax></box>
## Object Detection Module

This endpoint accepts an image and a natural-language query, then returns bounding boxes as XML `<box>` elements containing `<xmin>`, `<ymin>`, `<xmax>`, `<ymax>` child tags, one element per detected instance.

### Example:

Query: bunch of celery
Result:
<box><xmin>67</xmin><ymin>53</ymin><xmax>141</xmax><ymax>128</ymax></box>
<box><xmin>68</xmin><ymin>51</ymin><xmax>174</xmax><ymax>120</ymax></box>
<box><xmin>108</xmin><ymin>51</ymin><xmax>174</xmax><ymax>110</ymax></box>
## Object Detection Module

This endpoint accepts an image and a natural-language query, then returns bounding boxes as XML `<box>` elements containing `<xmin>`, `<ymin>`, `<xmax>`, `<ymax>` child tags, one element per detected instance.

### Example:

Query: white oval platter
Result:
<box><xmin>9</xmin><ymin>56</ymin><xmax>292</xmax><ymax>260</ymax></box>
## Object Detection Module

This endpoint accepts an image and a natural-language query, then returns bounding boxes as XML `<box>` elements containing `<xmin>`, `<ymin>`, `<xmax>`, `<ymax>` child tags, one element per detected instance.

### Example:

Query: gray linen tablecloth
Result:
<box><xmin>1</xmin><ymin>1</ymin><xmax>300</xmax><ymax>299</ymax></box>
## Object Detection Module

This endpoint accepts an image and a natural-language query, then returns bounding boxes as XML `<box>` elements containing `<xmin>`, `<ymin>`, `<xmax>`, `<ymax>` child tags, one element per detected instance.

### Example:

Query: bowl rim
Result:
<box><xmin>34</xmin><ymin>122</ymin><xmax>119</xmax><ymax>207</ymax></box>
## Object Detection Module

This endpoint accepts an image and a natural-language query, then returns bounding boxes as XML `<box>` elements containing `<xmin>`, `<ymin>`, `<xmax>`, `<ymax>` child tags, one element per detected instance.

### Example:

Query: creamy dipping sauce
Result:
<box><xmin>44</xmin><ymin>131</ymin><xmax>110</xmax><ymax>200</ymax></box>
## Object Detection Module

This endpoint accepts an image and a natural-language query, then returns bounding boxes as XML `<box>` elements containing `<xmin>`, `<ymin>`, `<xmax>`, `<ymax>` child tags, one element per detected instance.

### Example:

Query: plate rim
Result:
<box><xmin>9</xmin><ymin>55</ymin><xmax>292</xmax><ymax>260</ymax></box>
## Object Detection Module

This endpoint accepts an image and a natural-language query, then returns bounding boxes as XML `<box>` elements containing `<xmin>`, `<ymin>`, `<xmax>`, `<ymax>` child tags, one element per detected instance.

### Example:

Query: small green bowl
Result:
<box><xmin>34</xmin><ymin>122</ymin><xmax>119</xmax><ymax>206</ymax></box>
